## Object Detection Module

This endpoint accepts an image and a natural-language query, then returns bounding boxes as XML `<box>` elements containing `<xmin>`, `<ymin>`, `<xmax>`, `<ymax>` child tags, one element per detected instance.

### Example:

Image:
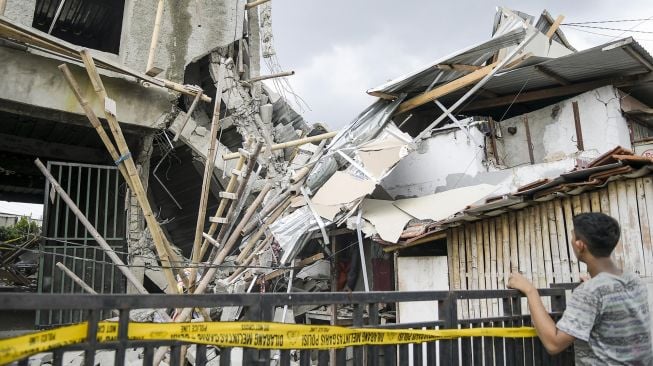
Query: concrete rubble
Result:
<box><xmin>2</xmin><ymin>1</ymin><xmax>653</xmax><ymax>365</ymax></box>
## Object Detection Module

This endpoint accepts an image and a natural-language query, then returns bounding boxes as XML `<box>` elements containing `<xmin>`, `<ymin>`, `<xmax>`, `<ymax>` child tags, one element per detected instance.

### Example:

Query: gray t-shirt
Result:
<box><xmin>556</xmin><ymin>272</ymin><xmax>652</xmax><ymax>365</ymax></box>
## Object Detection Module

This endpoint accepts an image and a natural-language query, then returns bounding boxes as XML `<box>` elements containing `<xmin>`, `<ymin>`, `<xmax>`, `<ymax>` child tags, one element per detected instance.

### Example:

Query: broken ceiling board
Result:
<box><xmin>362</xmin><ymin>199</ymin><xmax>413</xmax><ymax>243</ymax></box>
<box><xmin>290</xmin><ymin>195</ymin><xmax>307</xmax><ymax>208</ymax></box>
<box><xmin>312</xmin><ymin>203</ymin><xmax>342</xmax><ymax>221</ymax></box>
<box><xmin>359</xmin><ymin>147</ymin><xmax>404</xmax><ymax>179</ymax></box>
<box><xmin>393</xmin><ymin>184</ymin><xmax>497</xmax><ymax>221</ymax></box>
<box><xmin>312</xmin><ymin>171</ymin><xmax>376</xmax><ymax>206</ymax></box>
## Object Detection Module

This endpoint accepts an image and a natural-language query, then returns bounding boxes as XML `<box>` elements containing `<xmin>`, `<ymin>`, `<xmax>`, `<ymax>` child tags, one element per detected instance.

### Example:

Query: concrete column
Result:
<box><xmin>126</xmin><ymin>134</ymin><xmax>155</xmax><ymax>294</ymax></box>
<box><xmin>3</xmin><ymin>0</ymin><xmax>36</xmax><ymax>27</ymax></box>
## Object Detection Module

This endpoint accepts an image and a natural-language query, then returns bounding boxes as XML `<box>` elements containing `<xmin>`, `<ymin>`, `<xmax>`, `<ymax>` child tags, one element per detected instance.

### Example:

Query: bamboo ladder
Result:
<box><xmin>58</xmin><ymin>51</ymin><xmax>180</xmax><ymax>294</ymax></box>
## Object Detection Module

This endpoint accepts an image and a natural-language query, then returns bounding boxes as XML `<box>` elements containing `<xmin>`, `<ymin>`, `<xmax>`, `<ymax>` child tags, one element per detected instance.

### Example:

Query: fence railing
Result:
<box><xmin>0</xmin><ymin>288</ymin><xmax>575</xmax><ymax>365</ymax></box>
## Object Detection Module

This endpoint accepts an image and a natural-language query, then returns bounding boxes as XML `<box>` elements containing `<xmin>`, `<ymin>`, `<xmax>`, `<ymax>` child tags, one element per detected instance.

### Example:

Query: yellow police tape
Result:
<box><xmin>0</xmin><ymin>321</ymin><xmax>537</xmax><ymax>364</ymax></box>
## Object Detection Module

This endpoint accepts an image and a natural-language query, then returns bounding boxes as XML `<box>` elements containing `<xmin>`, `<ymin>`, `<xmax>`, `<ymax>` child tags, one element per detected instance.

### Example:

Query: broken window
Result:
<box><xmin>32</xmin><ymin>0</ymin><xmax>125</xmax><ymax>54</ymax></box>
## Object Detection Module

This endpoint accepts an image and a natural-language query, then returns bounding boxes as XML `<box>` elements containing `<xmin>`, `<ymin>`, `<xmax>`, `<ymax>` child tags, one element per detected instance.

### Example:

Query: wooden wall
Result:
<box><xmin>447</xmin><ymin>177</ymin><xmax>653</xmax><ymax>318</ymax></box>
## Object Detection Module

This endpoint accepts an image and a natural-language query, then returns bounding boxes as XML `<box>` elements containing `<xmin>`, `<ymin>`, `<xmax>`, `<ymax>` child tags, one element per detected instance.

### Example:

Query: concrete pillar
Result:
<box><xmin>126</xmin><ymin>134</ymin><xmax>155</xmax><ymax>294</ymax></box>
<box><xmin>3</xmin><ymin>0</ymin><xmax>36</xmax><ymax>27</ymax></box>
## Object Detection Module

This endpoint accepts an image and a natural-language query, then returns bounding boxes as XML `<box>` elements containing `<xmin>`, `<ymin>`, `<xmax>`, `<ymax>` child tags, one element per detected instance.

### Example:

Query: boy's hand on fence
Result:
<box><xmin>507</xmin><ymin>272</ymin><xmax>536</xmax><ymax>296</ymax></box>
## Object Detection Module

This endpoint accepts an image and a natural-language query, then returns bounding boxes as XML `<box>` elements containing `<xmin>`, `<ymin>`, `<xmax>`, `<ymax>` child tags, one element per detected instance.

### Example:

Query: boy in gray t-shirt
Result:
<box><xmin>508</xmin><ymin>212</ymin><xmax>652</xmax><ymax>365</ymax></box>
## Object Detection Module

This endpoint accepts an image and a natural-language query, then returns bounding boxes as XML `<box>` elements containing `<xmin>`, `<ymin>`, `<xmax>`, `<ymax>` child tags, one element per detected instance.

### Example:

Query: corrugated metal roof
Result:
<box><xmin>367</xmin><ymin>28</ymin><xmax>527</xmax><ymax>95</ymax></box>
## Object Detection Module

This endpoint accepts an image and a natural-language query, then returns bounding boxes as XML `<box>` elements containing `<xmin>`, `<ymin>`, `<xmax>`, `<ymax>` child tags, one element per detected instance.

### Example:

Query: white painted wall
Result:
<box><xmin>382</xmin><ymin>86</ymin><xmax>632</xmax><ymax>199</ymax></box>
<box><xmin>498</xmin><ymin>85</ymin><xmax>631</xmax><ymax>167</ymax></box>
<box><xmin>382</xmin><ymin>127</ymin><xmax>487</xmax><ymax>198</ymax></box>
<box><xmin>397</xmin><ymin>256</ymin><xmax>449</xmax><ymax>365</ymax></box>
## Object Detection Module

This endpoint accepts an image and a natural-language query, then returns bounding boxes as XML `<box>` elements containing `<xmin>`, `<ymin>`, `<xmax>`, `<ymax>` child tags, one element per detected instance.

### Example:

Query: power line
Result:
<box><xmin>563</xmin><ymin>24</ymin><xmax>653</xmax><ymax>34</ymax></box>
<box><xmin>562</xmin><ymin>19</ymin><xmax>652</xmax><ymax>25</ymax></box>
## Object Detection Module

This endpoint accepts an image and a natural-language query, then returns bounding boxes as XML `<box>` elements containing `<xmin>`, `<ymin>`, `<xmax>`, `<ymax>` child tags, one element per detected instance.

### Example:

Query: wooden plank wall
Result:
<box><xmin>448</xmin><ymin>177</ymin><xmax>653</xmax><ymax>319</ymax></box>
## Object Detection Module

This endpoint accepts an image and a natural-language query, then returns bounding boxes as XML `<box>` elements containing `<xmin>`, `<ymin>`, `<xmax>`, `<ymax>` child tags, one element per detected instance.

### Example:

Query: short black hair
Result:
<box><xmin>572</xmin><ymin>213</ymin><xmax>621</xmax><ymax>257</ymax></box>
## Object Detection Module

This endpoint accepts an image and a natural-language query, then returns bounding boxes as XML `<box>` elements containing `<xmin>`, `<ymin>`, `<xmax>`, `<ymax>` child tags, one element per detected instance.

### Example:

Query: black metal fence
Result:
<box><xmin>1</xmin><ymin>289</ymin><xmax>574</xmax><ymax>365</ymax></box>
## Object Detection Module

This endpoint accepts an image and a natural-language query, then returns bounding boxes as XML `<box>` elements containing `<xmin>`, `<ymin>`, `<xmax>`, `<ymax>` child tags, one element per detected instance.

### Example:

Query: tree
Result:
<box><xmin>0</xmin><ymin>217</ymin><xmax>40</xmax><ymax>242</ymax></box>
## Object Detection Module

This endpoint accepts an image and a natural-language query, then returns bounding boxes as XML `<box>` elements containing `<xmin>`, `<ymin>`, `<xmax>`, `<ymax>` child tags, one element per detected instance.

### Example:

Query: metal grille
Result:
<box><xmin>37</xmin><ymin>162</ymin><xmax>127</xmax><ymax>326</ymax></box>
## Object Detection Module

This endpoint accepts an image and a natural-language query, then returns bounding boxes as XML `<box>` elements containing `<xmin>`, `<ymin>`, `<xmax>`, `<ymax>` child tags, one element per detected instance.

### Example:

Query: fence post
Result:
<box><xmin>438</xmin><ymin>292</ymin><xmax>458</xmax><ymax>364</ymax></box>
<box><xmin>551</xmin><ymin>290</ymin><xmax>573</xmax><ymax>365</ymax></box>
<box><xmin>84</xmin><ymin>309</ymin><xmax>100</xmax><ymax>366</ymax></box>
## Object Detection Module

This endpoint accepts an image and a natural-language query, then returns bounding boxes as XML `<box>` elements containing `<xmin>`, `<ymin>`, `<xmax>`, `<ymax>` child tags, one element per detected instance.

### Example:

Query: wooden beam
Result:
<box><xmin>245</xmin><ymin>0</ymin><xmax>270</xmax><ymax>9</ymax></box>
<box><xmin>242</xmin><ymin>70</ymin><xmax>294</xmax><ymax>83</ymax></box>
<box><xmin>395</xmin><ymin>62</ymin><xmax>496</xmax><ymax>115</ymax></box>
<box><xmin>535</xmin><ymin>65</ymin><xmax>570</xmax><ymax>85</ymax></box>
<box><xmin>436</xmin><ymin>64</ymin><xmax>483</xmax><ymax>72</ymax></box>
<box><xmin>367</xmin><ymin>90</ymin><xmax>398</xmax><ymax>101</ymax></box>
<box><xmin>545</xmin><ymin>15</ymin><xmax>565</xmax><ymax>39</ymax></box>
<box><xmin>395</xmin><ymin>62</ymin><xmax>497</xmax><ymax>115</ymax></box>
<box><xmin>222</xmin><ymin>131</ymin><xmax>337</xmax><ymax>160</ymax></box>
<box><xmin>572</xmin><ymin>101</ymin><xmax>584</xmax><ymax>151</ymax></box>
<box><xmin>0</xmin><ymin>133</ymin><xmax>109</xmax><ymax>164</ymax></box>
<box><xmin>461</xmin><ymin>74</ymin><xmax>647</xmax><ymax>112</ymax></box>
<box><xmin>623</xmin><ymin>46</ymin><xmax>653</xmax><ymax>71</ymax></box>
<box><xmin>146</xmin><ymin>0</ymin><xmax>165</xmax><ymax>76</ymax></box>
<box><xmin>257</xmin><ymin>253</ymin><xmax>325</xmax><ymax>283</ymax></box>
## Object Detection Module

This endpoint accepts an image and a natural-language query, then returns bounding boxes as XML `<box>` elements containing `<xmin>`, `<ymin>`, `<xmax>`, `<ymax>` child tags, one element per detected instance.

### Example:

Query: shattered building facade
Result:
<box><xmin>1</xmin><ymin>2</ymin><xmax>653</xmax><ymax>364</ymax></box>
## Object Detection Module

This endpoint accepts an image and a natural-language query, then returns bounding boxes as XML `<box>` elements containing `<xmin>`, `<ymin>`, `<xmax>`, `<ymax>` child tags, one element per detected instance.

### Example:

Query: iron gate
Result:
<box><xmin>4</xmin><ymin>288</ymin><xmax>575</xmax><ymax>365</ymax></box>
<box><xmin>37</xmin><ymin>161</ymin><xmax>127</xmax><ymax>326</ymax></box>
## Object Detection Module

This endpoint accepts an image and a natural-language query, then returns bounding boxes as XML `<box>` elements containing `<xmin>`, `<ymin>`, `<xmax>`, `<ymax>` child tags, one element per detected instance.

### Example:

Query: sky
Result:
<box><xmin>2</xmin><ymin>1</ymin><xmax>653</xmax><ymax>216</ymax></box>
<box><xmin>264</xmin><ymin>0</ymin><xmax>653</xmax><ymax>130</ymax></box>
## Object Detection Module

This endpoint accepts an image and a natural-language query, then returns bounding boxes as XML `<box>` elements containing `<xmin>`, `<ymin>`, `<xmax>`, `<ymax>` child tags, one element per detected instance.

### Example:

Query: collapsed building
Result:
<box><xmin>1</xmin><ymin>2</ymin><xmax>653</xmax><ymax>364</ymax></box>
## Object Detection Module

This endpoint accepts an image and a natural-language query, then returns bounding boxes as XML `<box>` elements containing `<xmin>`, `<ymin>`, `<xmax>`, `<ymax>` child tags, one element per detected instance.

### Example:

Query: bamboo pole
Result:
<box><xmin>56</xmin><ymin>262</ymin><xmax>96</xmax><ymax>294</ymax></box>
<box><xmin>209</xmin><ymin>141</ymin><xmax>263</xmax><ymax>261</ymax></box>
<box><xmin>245</xmin><ymin>0</ymin><xmax>271</xmax><ymax>9</ymax></box>
<box><xmin>243</xmin><ymin>70</ymin><xmax>294</xmax><ymax>83</ymax></box>
<box><xmin>241</xmin><ymin>189</ymin><xmax>290</xmax><ymax>235</ymax></box>
<box><xmin>146</xmin><ymin>0</ymin><xmax>165</xmax><ymax>75</ymax></box>
<box><xmin>173</xmin><ymin>90</ymin><xmax>203</xmax><ymax>142</ymax></box>
<box><xmin>56</xmin><ymin>262</ymin><xmax>120</xmax><ymax>317</ymax></box>
<box><xmin>221</xmin><ymin>131</ymin><xmax>337</xmax><ymax>160</ymax></box>
<box><xmin>236</xmin><ymin>198</ymin><xmax>290</xmax><ymax>263</ymax></box>
<box><xmin>190</xmin><ymin>61</ymin><xmax>225</xmax><ymax>285</ymax></box>
<box><xmin>198</xmin><ymin>155</ymin><xmax>245</xmax><ymax>260</ymax></box>
<box><xmin>160</xmin><ymin>78</ymin><xmax>212</xmax><ymax>103</ymax></box>
<box><xmin>213</xmin><ymin>181</ymin><xmax>272</xmax><ymax>266</ymax></box>
<box><xmin>35</xmin><ymin>160</ymin><xmax>173</xmax><ymax>308</ymax></box>
<box><xmin>77</xmin><ymin>50</ymin><xmax>179</xmax><ymax>293</ymax></box>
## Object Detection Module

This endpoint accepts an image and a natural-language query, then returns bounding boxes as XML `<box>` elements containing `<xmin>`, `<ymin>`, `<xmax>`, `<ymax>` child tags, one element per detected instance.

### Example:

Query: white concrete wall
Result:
<box><xmin>382</xmin><ymin>86</ymin><xmax>632</xmax><ymax>199</ymax></box>
<box><xmin>498</xmin><ymin>85</ymin><xmax>632</xmax><ymax>167</ymax></box>
<box><xmin>382</xmin><ymin>127</ymin><xmax>488</xmax><ymax>198</ymax></box>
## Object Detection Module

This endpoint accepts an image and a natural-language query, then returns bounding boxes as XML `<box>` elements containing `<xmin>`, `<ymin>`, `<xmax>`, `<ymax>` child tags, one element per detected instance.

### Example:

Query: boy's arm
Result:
<box><xmin>508</xmin><ymin>272</ymin><xmax>575</xmax><ymax>354</ymax></box>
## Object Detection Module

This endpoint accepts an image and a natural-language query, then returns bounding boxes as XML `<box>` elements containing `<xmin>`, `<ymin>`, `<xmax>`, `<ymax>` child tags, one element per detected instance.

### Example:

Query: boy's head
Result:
<box><xmin>572</xmin><ymin>213</ymin><xmax>620</xmax><ymax>258</ymax></box>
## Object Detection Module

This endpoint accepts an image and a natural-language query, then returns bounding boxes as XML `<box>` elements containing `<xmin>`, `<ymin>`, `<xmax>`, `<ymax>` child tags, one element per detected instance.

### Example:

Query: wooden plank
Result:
<box><xmin>589</xmin><ymin>191</ymin><xmax>601</xmax><ymax>212</ymax></box>
<box><xmin>447</xmin><ymin>229</ymin><xmax>455</xmax><ymax>289</ymax></box>
<box><xmin>563</xmin><ymin>197</ymin><xmax>580</xmax><ymax>281</ymax></box>
<box><xmin>608</xmin><ymin>182</ymin><xmax>625</xmax><ymax>268</ymax></box>
<box><xmin>545</xmin><ymin>15</ymin><xmax>565</xmax><ymax>39</ymax></box>
<box><xmin>489</xmin><ymin>219</ymin><xmax>499</xmax><ymax>317</ymax></box>
<box><xmin>517</xmin><ymin>210</ymin><xmax>529</xmax><ymax>314</ymax></box>
<box><xmin>546</xmin><ymin>201</ymin><xmax>562</xmax><ymax>284</ymax></box>
<box><xmin>533</xmin><ymin>206</ymin><xmax>546</xmax><ymax>290</ymax></box>
<box><xmin>571</xmin><ymin>195</ymin><xmax>584</xmax><ymax>276</ymax></box>
<box><xmin>450</xmin><ymin>228</ymin><xmax>462</xmax><ymax>318</ymax></box>
<box><xmin>635</xmin><ymin>178</ymin><xmax>653</xmax><ymax>276</ymax></box>
<box><xmin>623</xmin><ymin>180</ymin><xmax>645</xmax><ymax>275</ymax></box>
<box><xmin>458</xmin><ymin>226</ymin><xmax>469</xmax><ymax>319</ymax></box>
<box><xmin>501</xmin><ymin>214</ymin><xmax>511</xmax><ymax>287</ymax></box>
<box><xmin>553</xmin><ymin>199</ymin><xmax>571</xmax><ymax>282</ymax></box>
<box><xmin>476</xmin><ymin>222</ymin><xmax>487</xmax><ymax>318</ymax></box>
<box><xmin>540</xmin><ymin>204</ymin><xmax>554</xmax><ymax>289</ymax></box>
<box><xmin>497</xmin><ymin>216</ymin><xmax>507</xmax><ymax>316</ymax></box>
<box><xmin>509</xmin><ymin>211</ymin><xmax>519</xmax><ymax>274</ymax></box>
<box><xmin>600</xmin><ymin>188</ymin><xmax>611</xmax><ymax>214</ymax></box>
<box><xmin>469</xmin><ymin>224</ymin><xmax>480</xmax><ymax>318</ymax></box>
<box><xmin>146</xmin><ymin>0</ymin><xmax>165</xmax><ymax>75</ymax></box>
<box><xmin>642</xmin><ymin>177</ymin><xmax>653</xmax><ymax>276</ymax></box>
<box><xmin>578</xmin><ymin>194</ymin><xmax>591</xmax><ymax>275</ymax></box>
<box><xmin>395</xmin><ymin>62</ymin><xmax>498</xmax><ymax>115</ymax></box>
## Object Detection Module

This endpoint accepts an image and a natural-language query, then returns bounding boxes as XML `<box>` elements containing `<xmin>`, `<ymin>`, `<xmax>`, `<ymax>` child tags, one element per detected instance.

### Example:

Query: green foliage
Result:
<box><xmin>0</xmin><ymin>217</ymin><xmax>40</xmax><ymax>242</ymax></box>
